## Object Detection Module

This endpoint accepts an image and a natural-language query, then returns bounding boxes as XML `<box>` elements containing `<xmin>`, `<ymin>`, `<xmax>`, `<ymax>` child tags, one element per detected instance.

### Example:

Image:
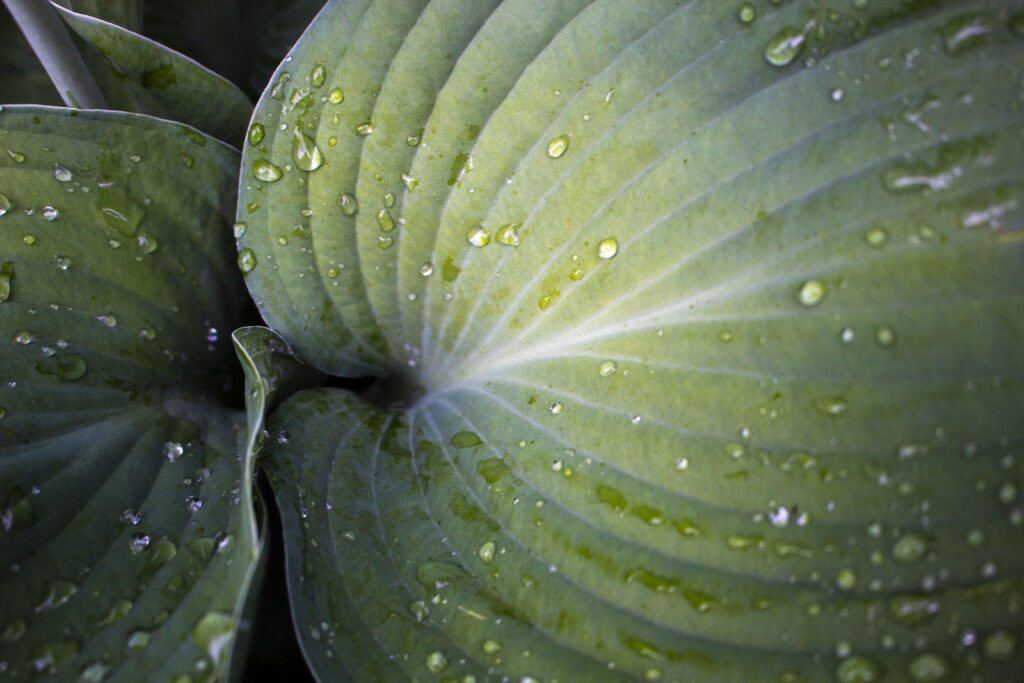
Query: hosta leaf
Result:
<box><xmin>51</xmin><ymin>2</ymin><xmax>252</xmax><ymax>146</ymax></box>
<box><xmin>245</xmin><ymin>0</ymin><xmax>1024</xmax><ymax>680</ymax></box>
<box><xmin>56</xmin><ymin>0</ymin><xmax>142</xmax><ymax>32</ymax></box>
<box><xmin>0</xmin><ymin>107</ymin><xmax>261</xmax><ymax>681</ymax></box>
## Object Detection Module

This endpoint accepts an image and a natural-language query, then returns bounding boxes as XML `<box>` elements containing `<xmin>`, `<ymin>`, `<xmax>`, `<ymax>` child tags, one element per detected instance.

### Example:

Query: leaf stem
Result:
<box><xmin>3</xmin><ymin>0</ymin><xmax>105</xmax><ymax>108</ymax></box>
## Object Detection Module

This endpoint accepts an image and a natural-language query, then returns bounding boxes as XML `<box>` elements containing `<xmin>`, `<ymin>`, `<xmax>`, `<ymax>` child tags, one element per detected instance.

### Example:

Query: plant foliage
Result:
<box><xmin>1</xmin><ymin>0</ymin><xmax>1023</xmax><ymax>681</ymax></box>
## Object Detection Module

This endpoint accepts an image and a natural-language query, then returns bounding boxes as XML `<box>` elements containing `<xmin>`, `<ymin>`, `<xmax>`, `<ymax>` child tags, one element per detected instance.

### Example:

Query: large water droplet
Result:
<box><xmin>0</xmin><ymin>193</ymin><xmax>11</xmax><ymax>216</ymax></box>
<box><xmin>764</xmin><ymin>26</ymin><xmax>806</xmax><ymax>67</ymax></box>
<box><xmin>355</xmin><ymin>122</ymin><xmax>373</xmax><ymax>136</ymax></box>
<box><xmin>893</xmin><ymin>534</ymin><xmax>927</xmax><ymax>563</ymax></box>
<box><xmin>35</xmin><ymin>579</ymin><xmax>77</xmax><ymax>613</ymax></box>
<box><xmin>53</xmin><ymin>164</ymin><xmax>72</xmax><ymax>182</ymax></box>
<box><xmin>129</xmin><ymin>533</ymin><xmax>150</xmax><ymax>554</ymax></box>
<box><xmin>836</xmin><ymin>655</ymin><xmax>881</xmax><ymax>682</ymax></box>
<box><xmin>309</xmin><ymin>64</ymin><xmax>326</xmax><ymax>88</ymax></box>
<box><xmin>467</xmin><ymin>227</ymin><xmax>490</xmax><ymax>247</ymax></box>
<box><xmin>376</xmin><ymin>209</ymin><xmax>394</xmax><ymax>232</ymax></box>
<box><xmin>293</xmin><ymin>131</ymin><xmax>323</xmax><ymax>171</ymax></box>
<box><xmin>193</xmin><ymin>612</ymin><xmax>234</xmax><ymax>666</ymax></box>
<box><xmin>248</xmin><ymin>123</ymin><xmax>265</xmax><ymax>146</ymax></box>
<box><xmin>495</xmin><ymin>222</ymin><xmax>521</xmax><ymax>246</ymax></box>
<box><xmin>238</xmin><ymin>249</ymin><xmax>258</xmax><ymax>274</ymax></box>
<box><xmin>737</xmin><ymin>3</ymin><xmax>756</xmax><ymax>24</ymax></box>
<box><xmin>908</xmin><ymin>653</ymin><xmax>949</xmax><ymax>681</ymax></box>
<box><xmin>328</xmin><ymin>88</ymin><xmax>344</xmax><ymax>104</ymax></box>
<box><xmin>547</xmin><ymin>135</ymin><xmax>569</xmax><ymax>158</ymax></box>
<box><xmin>425</xmin><ymin>651</ymin><xmax>448</xmax><ymax>673</ymax></box>
<box><xmin>253</xmin><ymin>160</ymin><xmax>283</xmax><ymax>182</ymax></box>
<box><xmin>478</xmin><ymin>541</ymin><xmax>496</xmax><ymax>563</ymax></box>
<box><xmin>42</xmin><ymin>206</ymin><xmax>58</xmax><ymax>221</ymax></box>
<box><xmin>598</xmin><ymin>238</ymin><xmax>618</xmax><ymax>259</ymax></box>
<box><xmin>798</xmin><ymin>279</ymin><xmax>826</xmax><ymax>306</ymax></box>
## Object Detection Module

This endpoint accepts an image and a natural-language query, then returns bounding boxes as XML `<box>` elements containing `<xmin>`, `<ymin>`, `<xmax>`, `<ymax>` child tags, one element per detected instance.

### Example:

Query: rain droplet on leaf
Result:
<box><xmin>293</xmin><ymin>131</ymin><xmax>323</xmax><ymax>171</ymax></box>
<box><xmin>467</xmin><ymin>227</ymin><xmax>490</xmax><ymax>247</ymax></box>
<box><xmin>53</xmin><ymin>164</ymin><xmax>72</xmax><ymax>182</ymax></box>
<box><xmin>764</xmin><ymin>26</ymin><xmax>806</xmax><ymax>67</ymax></box>
<box><xmin>598</xmin><ymin>238</ymin><xmax>618</xmax><ymax>259</ymax></box>
<box><xmin>547</xmin><ymin>135</ymin><xmax>569</xmax><ymax>158</ymax></box>
<box><xmin>253</xmin><ymin>160</ymin><xmax>283</xmax><ymax>182</ymax></box>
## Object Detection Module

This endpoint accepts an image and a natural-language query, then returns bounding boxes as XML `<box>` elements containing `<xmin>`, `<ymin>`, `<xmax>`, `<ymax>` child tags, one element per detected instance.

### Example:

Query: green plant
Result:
<box><xmin>2</xmin><ymin>0</ymin><xmax>1023</xmax><ymax>681</ymax></box>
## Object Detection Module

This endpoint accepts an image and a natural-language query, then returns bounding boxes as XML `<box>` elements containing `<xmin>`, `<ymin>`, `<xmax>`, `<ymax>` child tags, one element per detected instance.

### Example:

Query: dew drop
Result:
<box><xmin>408</xmin><ymin>601</ymin><xmax>429</xmax><ymax>621</ymax></box>
<box><xmin>467</xmin><ymin>227</ymin><xmax>490</xmax><ymax>247</ymax></box>
<box><xmin>983</xmin><ymin>630</ymin><xmax>1016</xmax><ymax>659</ymax></box>
<box><xmin>248</xmin><ymin>123</ymin><xmax>265</xmax><ymax>146</ymax></box>
<box><xmin>40</xmin><ymin>205</ymin><xmax>57</xmax><ymax>221</ymax></box>
<box><xmin>35</xmin><ymin>580</ymin><xmax>77</xmax><ymax>613</ymax></box>
<box><xmin>80</xmin><ymin>662</ymin><xmax>109</xmax><ymax>682</ymax></box>
<box><xmin>376</xmin><ymin>208</ymin><xmax>394</xmax><ymax>232</ymax></box>
<box><xmin>126</xmin><ymin>630</ymin><xmax>151</xmax><ymax>650</ymax></box>
<box><xmin>137</xmin><ymin>233</ymin><xmax>159</xmax><ymax>254</ymax></box>
<box><xmin>53</xmin><ymin>164</ymin><xmax>72</xmax><ymax>182</ymax></box>
<box><xmin>865</xmin><ymin>228</ymin><xmax>887</xmax><ymax>247</ymax></box>
<box><xmin>377</xmin><ymin>235</ymin><xmax>393</xmax><ymax>249</ymax></box>
<box><xmin>764</xmin><ymin>26</ymin><xmax>806</xmax><ymax>67</ymax></box>
<box><xmin>253</xmin><ymin>160</ymin><xmax>283</xmax><ymax>182</ymax></box>
<box><xmin>798</xmin><ymin>279</ymin><xmax>826</xmax><ymax>306</ymax></box>
<box><xmin>830</xmin><ymin>87</ymin><xmax>845</xmax><ymax>102</ymax></box>
<box><xmin>309</xmin><ymin>63</ymin><xmax>326</xmax><ymax>88</ymax></box>
<box><xmin>908</xmin><ymin>653</ymin><xmax>949</xmax><ymax>681</ymax></box>
<box><xmin>599</xmin><ymin>361</ymin><xmax>617</xmax><ymax>377</ymax></box>
<box><xmin>238</xmin><ymin>249</ymin><xmax>258</xmax><ymax>274</ymax></box>
<box><xmin>495</xmin><ymin>222</ymin><xmax>521</xmax><ymax>246</ymax></box>
<box><xmin>943</xmin><ymin>13</ymin><xmax>993</xmax><ymax>55</ymax></box>
<box><xmin>835</xmin><ymin>568</ymin><xmax>857</xmax><ymax>590</ymax></box>
<box><xmin>192</xmin><ymin>612</ymin><xmax>234</xmax><ymax>666</ymax></box>
<box><xmin>547</xmin><ymin>135</ymin><xmax>569</xmax><ymax>158</ymax></box>
<box><xmin>425</xmin><ymin>651</ymin><xmax>448</xmax><ymax>673</ymax></box>
<box><xmin>737</xmin><ymin>3</ymin><xmax>756</xmax><ymax>24</ymax></box>
<box><xmin>2</xmin><ymin>619</ymin><xmax>26</xmax><ymax>643</ymax></box>
<box><xmin>549</xmin><ymin>402</ymin><xmax>563</xmax><ymax>415</ymax></box>
<box><xmin>875</xmin><ymin>325</ymin><xmax>896</xmax><ymax>347</ymax></box>
<box><xmin>0</xmin><ymin>193</ymin><xmax>11</xmax><ymax>216</ymax></box>
<box><xmin>893</xmin><ymin>534</ymin><xmax>927</xmax><ymax>563</ymax></box>
<box><xmin>482</xmin><ymin>639</ymin><xmax>502</xmax><ymax>655</ymax></box>
<box><xmin>840</xmin><ymin>328</ymin><xmax>855</xmax><ymax>343</ymax></box>
<box><xmin>420</xmin><ymin>262</ymin><xmax>434</xmax><ymax>276</ymax></box>
<box><xmin>164</xmin><ymin>441</ymin><xmax>184</xmax><ymax>462</ymax></box>
<box><xmin>129</xmin><ymin>533</ymin><xmax>150</xmax><ymax>554</ymax></box>
<box><xmin>597</xmin><ymin>238</ymin><xmax>618</xmax><ymax>259</ymax></box>
<box><xmin>14</xmin><ymin>329</ymin><xmax>33</xmax><ymax>344</ymax></box>
<box><xmin>338</xmin><ymin>192</ymin><xmax>357</xmax><ymax>216</ymax></box>
<box><xmin>478</xmin><ymin>541</ymin><xmax>496</xmax><ymax>563</ymax></box>
<box><xmin>355</xmin><ymin>122</ymin><xmax>373</xmax><ymax>136</ymax></box>
<box><xmin>7</xmin><ymin>149</ymin><xmax>25</xmax><ymax>163</ymax></box>
<box><xmin>836</xmin><ymin>655</ymin><xmax>881</xmax><ymax>682</ymax></box>
<box><xmin>328</xmin><ymin>88</ymin><xmax>344</xmax><ymax>104</ymax></box>
<box><xmin>120</xmin><ymin>508</ymin><xmax>142</xmax><ymax>525</ymax></box>
<box><xmin>292</xmin><ymin>131</ymin><xmax>323</xmax><ymax>171</ymax></box>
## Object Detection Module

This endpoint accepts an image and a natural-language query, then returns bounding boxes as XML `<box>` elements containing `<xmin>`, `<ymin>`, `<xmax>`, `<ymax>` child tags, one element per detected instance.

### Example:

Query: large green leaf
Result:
<box><xmin>0</xmin><ymin>107</ymin><xmax>261</xmax><ymax>681</ymax></box>
<box><xmin>52</xmin><ymin>2</ymin><xmax>253</xmax><ymax>146</ymax></box>
<box><xmin>243</xmin><ymin>0</ymin><xmax>1024</xmax><ymax>680</ymax></box>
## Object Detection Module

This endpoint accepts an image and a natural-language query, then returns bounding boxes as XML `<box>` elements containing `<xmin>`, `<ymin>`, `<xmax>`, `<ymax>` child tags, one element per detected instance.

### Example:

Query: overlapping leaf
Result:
<box><xmin>241</xmin><ymin>0</ymin><xmax>1024</xmax><ymax>680</ymax></box>
<box><xmin>0</xmin><ymin>107</ymin><xmax>260</xmax><ymax>681</ymax></box>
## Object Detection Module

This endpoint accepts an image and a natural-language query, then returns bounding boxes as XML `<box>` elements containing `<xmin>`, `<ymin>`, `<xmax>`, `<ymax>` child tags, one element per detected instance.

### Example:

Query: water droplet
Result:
<box><xmin>238</xmin><ymin>249</ymin><xmax>257</xmax><ymax>274</ymax></box>
<box><xmin>549</xmin><ymin>402</ymin><xmax>563</xmax><ymax>415</ymax></box>
<box><xmin>253</xmin><ymin>159</ymin><xmax>283</xmax><ymax>182</ymax></box>
<box><xmin>337</xmin><ymin>192</ymin><xmax>357</xmax><ymax>216</ymax></box>
<box><xmin>193</xmin><ymin>612</ymin><xmax>234</xmax><ymax>665</ymax></box>
<box><xmin>597</xmin><ymin>238</ymin><xmax>618</xmax><ymax>259</ymax></box>
<box><xmin>140</xmin><ymin>538</ymin><xmax>176</xmax><ymax>577</ymax></box>
<box><xmin>185</xmin><ymin>496</ymin><xmax>203</xmax><ymax>513</ymax></box>
<box><xmin>80</xmin><ymin>661</ymin><xmax>108</xmax><ymax>682</ymax></box>
<box><xmin>120</xmin><ymin>508</ymin><xmax>142</xmax><ymax>525</ymax></box>
<box><xmin>30</xmin><ymin>639</ymin><xmax>79</xmax><ymax>672</ymax></box>
<box><xmin>35</xmin><ymin>579</ymin><xmax>77</xmax><ymax>613</ymax></box>
<box><xmin>2</xmin><ymin>488</ymin><xmax>36</xmax><ymax>530</ymax></box>
<box><xmin>599</xmin><ymin>361</ymin><xmax>617</xmax><ymax>377</ymax></box>
<box><xmin>764</xmin><ymin>26</ymin><xmax>806</xmax><ymax>67</ymax></box>
<box><xmin>8</xmin><ymin>149</ymin><xmax>25</xmax><ymax>163</ymax></box>
<box><xmin>495</xmin><ymin>222</ymin><xmax>521</xmax><ymax>246</ymax></box>
<box><xmin>164</xmin><ymin>441</ymin><xmax>184</xmax><ymax>462</ymax></box>
<box><xmin>0</xmin><ymin>262</ymin><xmax>11</xmax><ymax>303</ymax></box>
<box><xmin>467</xmin><ymin>227</ymin><xmax>490</xmax><ymax>247</ymax></box>
<box><xmin>420</xmin><ymin>262</ymin><xmax>434</xmax><ymax>276</ymax></box>
<box><xmin>355</xmin><ymin>122</ymin><xmax>373</xmax><ymax>136</ymax></box>
<box><xmin>129</xmin><ymin>533</ymin><xmax>150</xmax><ymax>554</ymax></box>
<box><xmin>35</xmin><ymin>352</ymin><xmax>86</xmax><ymax>381</ymax></box>
<box><xmin>377</xmin><ymin>235</ymin><xmax>393</xmax><ymax>249</ymax></box>
<box><xmin>943</xmin><ymin>13</ymin><xmax>993</xmax><ymax>55</ymax></box>
<box><xmin>815</xmin><ymin>396</ymin><xmax>847</xmax><ymax>416</ymax></box>
<box><xmin>98</xmin><ymin>599</ymin><xmax>133</xmax><ymax>626</ymax></box>
<box><xmin>893</xmin><ymin>534</ymin><xmax>927</xmax><ymax>563</ymax></box>
<box><xmin>14</xmin><ymin>329</ymin><xmax>33</xmax><ymax>344</ymax></box>
<box><xmin>835</xmin><ymin>568</ymin><xmax>857</xmax><ymax>590</ymax></box>
<box><xmin>137</xmin><ymin>233</ymin><xmax>159</xmax><ymax>254</ymax></box>
<box><xmin>482</xmin><ymin>639</ymin><xmax>502</xmax><ymax>655</ymax></box>
<box><xmin>2</xmin><ymin>619</ymin><xmax>26</xmax><ymax>642</ymax></box>
<box><xmin>293</xmin><ymin>131</ymin><xmax>323</xmax><ymax>171</ymax></box>
<box><xmin>908</xmin><ymin>653</ymin><xmax>949</xmax><ymax>681</ymax></box>
<box><xmin>309</xmin><ymin>64</ymin><xmax>326</xmax><ymax>88</ymax></box>
<box><xmin>181</xmin><ymin>154</ymin><xmax>194</xmax><ymax>169</ymax></box>
<box><xmin>233</xmin><ymin>222</ymin><xmax>247</xmax><ymax>238</ymax></box>
<box><xmin>328</xmin><ymin>88</ymin><xmax>344</xmax><ymax>104</ymax></box>
<box><xmin>836</xmin><ymin>655</ymin><xmax>881</xmax><ymax>682</ymax></box>
<box><xmin>737</xmin><ymin>3</ymin><xmax>756</xmax><ymax>24</ymax></box>
<box><xmin>425</xmin><ymin>651</ymin><xmax>448</xmax><ymax>673</ymax></box>
<box><xmin>875</xmin><ymin>325</ymin><xmax>896</xmax><ymax>347</ymax></box>
<box><xmin>830</xmin><ymin>87</ymin><xmax>844</xmax><ymax>102</ymax></box>
<box><xmin>798</xmin><ymin>279</ymin><xmax>826</xmax><ymax>306</ymax></box>
<box><xmin>376</xmin><ymin>208</ymin><xmax>394</xmax><ymax>232</ymax></box>
<box><xmin>248</xmin><ymin>123</ymin><xmax>265</xmax><ymax>146</ymax></box>
<box><xmin>478</xmin><ymin>541</ymin><xmax>496</xmax><ymax>563</ymax></box>
<box><xmin>983</xmin><ymin>629</ymin><xmax>1016</xmax><ymax>659</ymax></box>
<box><xmin>126</xmin><ymin>630</ymin><xmax>151</xmax><ymax>650</ymax></box>
<box><xmin>547</xmin><ymin>135</ymin><xmax>569</xmax><ymax>158</ymax></box>
<box><xmin>53</xmin><ymin>164</ymin><xmax>72</xmax><ymax>182</ymax></box>
<box><xmin>406</xmin><ymin>131</ymin><xmax>422</xmax><ymax>146</ymax></box>
<box><xmin>840</xmin><ymin>327</ymin><xmax>855</xmax><ymax>343</ymax></box>
<box><xmin>0</xmin><ymin>193</ymin><xmax>11</xmax><ymax>216</ymax></box>
<box><xmin>408</xmin><ymin>601</ymin><xmax>429</xmax><ymax>621</ymax></box>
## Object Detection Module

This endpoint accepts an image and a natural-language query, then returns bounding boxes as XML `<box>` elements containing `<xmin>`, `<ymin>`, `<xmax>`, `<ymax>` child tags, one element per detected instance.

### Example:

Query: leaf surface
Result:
<box><xmin>244</xmin><ymin>0</ymin><xmax>1024</xmax><ymax>680</ymax></box>
<box><xmin>0</xmin><ymin>107</ymin><xmax>260</xmax><ymax>681</ymax></box>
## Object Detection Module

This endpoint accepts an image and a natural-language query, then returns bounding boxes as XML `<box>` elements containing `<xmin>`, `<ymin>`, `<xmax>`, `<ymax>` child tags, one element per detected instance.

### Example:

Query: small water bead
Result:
<box><xmin>185</xmin><ymin>496</ymin><xmax>203</xmax><ymax>514</ymax></box>
<box><xmin>907</xmin><ymin>653</ymin><xmax>949</xmax><ymax>681</ymax></box>
<box><xmin>8</xmin><ymin>150</ymin><xmax>25</xmax><ymax>163</ymax></box>
<box><xmin>737</xmin><ymin>3</ymin><xmax>756</xmax><ymax>24</ymax></box>
<box><xmin>55</xmin><ymin>255</ymin><xmax>71</xmax><ymax>270</ymax></box>
<box><xmin>376</xmin><ymin>209</ymin><xmax>394</xmax><ymax>232</ymax></box>
<box><xmin>840</xmin><ymin>327</ymin><xmax>855</xmax><ymax>343</ymax></box>
<box><xmin>309</xmin><ymin>63</ymin><xmax>326</xmax><ymax>88</ymax></box>
<box><xmin>377</xmin><ymin>235</ymin><xmax>393</xmax><ymax>249</ymax></box>
<box><xmin>549</xmin><ymin>403</ymin><xmax>563</xmax><ymax>415</ymax></box>
<box><xmin>425</xmin><ymin>651</ymin><xmax>447</xmax><ymax>673</ymax></box>
<box><xmin>355</xmin><ymin>122</ymin><xmax>373</xmax><ymax>136</ymax></box>
<box><xmin>0</xmin><ymin>193</ymin><xmax>11</xmax><ymax>216</ymax></box>
<box><xmin>893</xmin><ymin>534</ymin><xmax>927</xmax><ymax>562</ymax></box>
<box><xmin>836</xmin><ymin>656</ymin><xmax>881</xmax><ymax>682</ymax></box>
<box><xmin>328</xmin><ymin>88</ymin><xmax>344</xmax><ymax>104</ymax></box>
<box><xmin>164</xmin><ymin>441</ymin><xmax>184</xmax><ymax>462</ymax></box>
<box><xmin>943</xmin><ymin>13</ymin><xmax>993</xmax><ymax>55</ymax></box>
<box><xmin>54</xmin><ymin>164</ymin><xmax>72</xmax><ymax>182</ymax></box>
<box><xmin>337</xmin><ymin>192</ymin><xmax>357</xmax><ymax>216</ymax></box>
<box><xmin>983</xmin><ymin>630</ymin><xmax>1016</xmax><ymax>659</ymax></box>
<box><xmin>129</xmin><ymin>533</ymin><xmax>151</xmax><ymax>554</ymax></box>
<box><xmin>836</xmin><ymin>568</ymin><xmax>857</xmax><ymax>590</ymax></box>
<box><xmin>597</xmin><ymin>238</ymin><xmax>618</xmax><ymax>259</ymax></box>
<box><xmin>875</xmin><ymin>325</ymin><xmax>896</xmax><ymax>347</ymax></box>
<box><xmin>797</xmin><ymin>279</ymin><xmax>826</xmax><ymax>306</ymax></box>
<box><xmin>408</xmin><ymin>601</ymin><xmax>429</xmax><ymax>621</ymax></box>
<box><xmin>137</xmin><ymin>234</ymin><xmax>159</xmax><ymax>254</ymax></box>
<box><xmin>764</xmin><ymin>26</ymin><xmax>807</xmax><ymax>67</ymax></box>
<box><xmin>830</xmin><ymin>87</ymin><xmax>844</xmax><ymax>102</ymax></box>
<box><xmin>569</xmin><ymin>267</ymin><xmax>584</xmax><ymax>280</ymax></box>
<box><xmin>3</xmin><ymin>619</ymin><xmax>26</xmax><ymax>642</ymax></box>
<box><xmin>22</xmin><ymin>233</ymin><xmax>35</xmax><ymax>245</ymax></box>
<box><xmin>238</xmin><ymin>249</ymin><xmax>257</xmax><ymax>274</ymax></box>
<box><xmin>419</xmin><ymin>262</ymin><xmax>433</xmax><ymax>276</ymax></box>
<box><xmin>127</xmin><ymin>630</ymin><xmax>151</xmax><ymax>650</ymax></box>
<box><xmin>482</xmin><ymin>640</ymin><xmax>502</xmax><ymax>655</ymax></box>
<box><xmin>467</xmin><ymin>227</ymin><xmax>490</xmax><ymax>247</ymax></box>
<box><xmin>292</xmin><ymin>131</ymin><xmax>323</xmax><ymax>171</ymax></box>
<box><xmin>495</xmin><ymin>222</ymin><xmax>521</xmax><ymax>246</ymax></box>
<box><xmin>599</xmin><ymin>361</ymin><xmax>617</xmax><ymax>377</ymax></box>
<box><xmin>253</xmin><ymin>159</ymin><xmax>283</xmax><ymax>182</ymax></box>
<box><xmin>478</xmin><ymin>541</ymin><xmax>496</xmax><ymax>563</ymax></box>
<box><xmin>232</xmin><ymin>222</ymin><xmax>247</xmax><ymax>239</ymax></box>
<box><xmin>192</xmin><ymin>612</ymin><xmax>234</xmax><ymax>665</ymax></box>
<box><xmin>547</xmin><ymin>135</ymin><xmax>569</xmax><ymax>158</ymax></box>
<box><xmin>120</xmin><ymin>508</ymin><xmax>142</xmax><ymax>525</ymax></box>
<box><xmin>865</xmin><ymin>228</ymin><xmax>887</xmax><ymax>247</ymax></box>
<box><xmin>980</xmin><ymin>560</ymin><xmax>998</xmax><ymax>578</ymax></box>
<box><xmin>14</xmin><ymin>330</ymin><xmax>33</xmax><ymax>345</ymax></box>
<box><xmin>80</xmin><ymin>662</ymin><xmax>109</xmax><ymax>682</ymax></box>
<box><xmin>247</xmin><ymin>123</ymin><xmax>264</xmax><ymax>146</ymax></box>
<box><xmin>36</xmin><ymin>580</ymin><xmax>77</xmax><ymax>612</ymax></box>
